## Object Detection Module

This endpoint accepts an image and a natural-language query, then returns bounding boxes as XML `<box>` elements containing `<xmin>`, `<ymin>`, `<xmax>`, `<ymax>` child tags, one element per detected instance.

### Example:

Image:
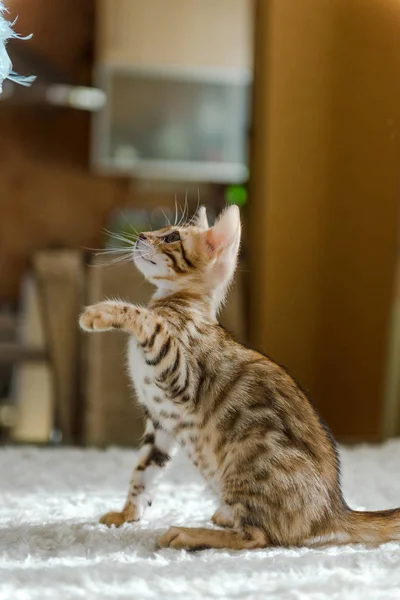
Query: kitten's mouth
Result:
<box><xmin>135</xmin><ymin>240</ymin><xmax>156</xmax><ymax>265</ymax></box>
<box><xmin>141</xmin><ymin>255</ymin><xmax>156</xmax><ymax>265</ymax></box>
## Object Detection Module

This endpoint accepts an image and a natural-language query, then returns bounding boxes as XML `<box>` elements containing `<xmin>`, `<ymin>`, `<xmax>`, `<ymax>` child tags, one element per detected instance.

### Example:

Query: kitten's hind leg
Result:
<box><xmin>159</xmin><ymin>526</ymin><xmax>267</xmax><ymax>551</ymax></box>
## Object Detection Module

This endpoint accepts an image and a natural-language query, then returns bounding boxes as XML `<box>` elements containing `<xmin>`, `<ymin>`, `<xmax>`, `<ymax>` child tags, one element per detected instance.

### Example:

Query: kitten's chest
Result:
<box><xmin>127</xmin><ymin>339</ymin><xmax>187</xmax><ymax>434</ymax></box>
<box><xmin>127</xmin><ymin>339</ymin><xmax>219</xmax><ymax>484</ymax></box>
<box><xmin>128</xmin><ymin>338</ymin><xmax>168</xmax><ymax>401</ymax></box>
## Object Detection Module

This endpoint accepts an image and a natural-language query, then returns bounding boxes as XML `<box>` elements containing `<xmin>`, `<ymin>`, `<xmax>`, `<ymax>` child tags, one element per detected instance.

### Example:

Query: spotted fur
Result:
<box><xmin>80</xmin><ymin>205</ymin><xmax>400</xmax><ymax>551</ymax></box>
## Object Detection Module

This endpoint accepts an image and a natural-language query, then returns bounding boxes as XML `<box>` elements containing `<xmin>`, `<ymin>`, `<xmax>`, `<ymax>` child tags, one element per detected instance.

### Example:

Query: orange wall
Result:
<box><xmin>250</xmin><ymin>0</ymin><xmax>400</xmax><ymax>440</ymax></box>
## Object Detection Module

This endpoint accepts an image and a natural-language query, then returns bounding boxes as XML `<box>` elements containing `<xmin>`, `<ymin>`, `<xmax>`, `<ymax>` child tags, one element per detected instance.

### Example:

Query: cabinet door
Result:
<box><xmin>97</xmin><ymin>0</ymin><xmax>253</xmax><ymax>69</ymax></box>
<box><xmin>250</xmin><ymin>0</ymin><xmax>400</xmax><ymax>442</ymax></box>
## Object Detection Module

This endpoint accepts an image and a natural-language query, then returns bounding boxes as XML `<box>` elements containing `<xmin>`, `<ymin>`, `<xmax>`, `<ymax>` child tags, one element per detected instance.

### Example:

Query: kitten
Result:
<box><xmin>80</xmin><ymin>205</ymin><xmax>400</xmax><ymax>550</ymax></box>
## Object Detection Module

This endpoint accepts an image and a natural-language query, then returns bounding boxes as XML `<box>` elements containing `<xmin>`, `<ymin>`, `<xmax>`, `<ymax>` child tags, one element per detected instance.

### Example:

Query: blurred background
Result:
<box><xmin>0</xmin><ymin>0</ymin><xmax>399</xmax><ymax>448</ymax></box>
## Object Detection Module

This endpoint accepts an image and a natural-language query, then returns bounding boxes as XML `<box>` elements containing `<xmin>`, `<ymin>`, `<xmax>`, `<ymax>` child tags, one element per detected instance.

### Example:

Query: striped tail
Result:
<box><xmin>343</xmin><ymin>508</ymin><xmax>400</xmax><ymax>544</ymax></box>
<box><xmin>307</xmin><ymin>508</ymin><xmax>400</xmax><ymax>547</ymax></box>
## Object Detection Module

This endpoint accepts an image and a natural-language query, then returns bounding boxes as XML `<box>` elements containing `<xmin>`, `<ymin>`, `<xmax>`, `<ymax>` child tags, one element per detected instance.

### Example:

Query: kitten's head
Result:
<box><xmin>134</xmin><ymin>205</ymin><xmax>241</xmax><ymax>305</ymax></box>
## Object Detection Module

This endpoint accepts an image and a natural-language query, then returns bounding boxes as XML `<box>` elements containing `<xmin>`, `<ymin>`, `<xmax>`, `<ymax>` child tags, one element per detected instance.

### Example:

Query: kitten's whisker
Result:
<box><xmin>177</xmin><ymin>199</ymin><xmax>186</xmax><ymax>228</ymax></box>
<box><xmin>120</xmin><ymin>212</ymin><xmax>140</xmax><ymax>236</ymax></box>
<box><xmin>83</xmin><ymin>246</ymin><xmax>130</xmax><ymax>254</ymax></box>
<box><xmin>119</xmin><ymin>229</ymin><xmax>141</xmax><ymax>240</ymax></box>
<box><xmin>103</xmin><ymin>229</ymin><xmax>139</xmax><ymax>246</ymax></box>
<box><xmin>133</xmin><ymin>244</ymin><xmax>159</xmax><ymax>260</ymax></box>
<box><xmin>135</xmin><ymin>249</ymin><xmax>158</xmax><ymax>261</ymax></box>
<box><xmin>102</xmin><ymin>227</ymin><xmax>140</xmax><ymax>241</ymax></box>
<box><xmin>185</xmin><ymin>193</ymin><xmax>201</xmax><ymax>228</ymax></box>
<box><xmin>184</xmin><ymin>191</ymin><xmax>189</xmax><ymax>224</ymax></box>
<box><xmin>194</xmin><ymin>188</ymin><xmax>200</xmax><ymax>218</ymax></box>
<box><xmin>107</xmin><ymin>231</ymin><xmax>138</xmax><ymax>243</ymax></box>
<box><xmin>101</xmin><ymin>250</ymin><xmax>132</xmax><ymax>260</ymax></box>
<box><xmin>95</xmin><ymin>250</ymin><xmax>133</xmax><ymax>256</ymax></box>
<box><xmin>159</xmin><ymin>207</ymin><xmax>171</xmax><ymax>226</ymax></box>
<box><xmin>174</xmin><ymin>195</ymin><xmax>179</xmax><ymax>226</ymax></box>
<box><xmin>90</xmin><ymin>253</ymin><xmax>133</xmax><ymax>267</ymax></box>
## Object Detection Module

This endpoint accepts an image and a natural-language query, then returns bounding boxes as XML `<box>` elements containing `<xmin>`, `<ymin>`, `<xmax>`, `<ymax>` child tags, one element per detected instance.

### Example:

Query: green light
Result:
<box><xmin>225</xmin><ymin>185</ymin><xmax>247</xmax><ymax>207</ymax></box>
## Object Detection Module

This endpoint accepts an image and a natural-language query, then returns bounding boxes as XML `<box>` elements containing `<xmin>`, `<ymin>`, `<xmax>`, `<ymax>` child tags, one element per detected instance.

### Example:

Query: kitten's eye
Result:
<box><xmin>164</xmin><ymin>231</ymin><xmax>181</xmax><ymax>243</ymax></box>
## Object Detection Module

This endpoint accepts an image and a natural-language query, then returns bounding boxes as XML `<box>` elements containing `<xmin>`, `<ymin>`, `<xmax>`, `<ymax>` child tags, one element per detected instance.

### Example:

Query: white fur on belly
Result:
<box><xmin>127</xmin><ymin>338</ymin><xmax>220</xmax><ymax>492</ymax></box>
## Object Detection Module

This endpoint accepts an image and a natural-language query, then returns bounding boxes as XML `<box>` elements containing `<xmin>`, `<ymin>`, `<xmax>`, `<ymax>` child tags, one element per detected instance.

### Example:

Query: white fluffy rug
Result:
<box><xmin>2</xmin><ymin>442</ymin><xmax>400</xmax><ymax>600</ymax></box>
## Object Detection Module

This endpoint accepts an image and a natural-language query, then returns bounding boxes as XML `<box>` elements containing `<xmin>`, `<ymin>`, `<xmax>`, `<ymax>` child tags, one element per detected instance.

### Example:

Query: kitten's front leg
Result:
<box><xmin>79</xmin><ymin>300</ymin><xmax>140</xmax><ymax>333</ymax></box>
<box><xmin>79</xmin><ymin>300</ymin><xmax>168</xmax><ymax>348</ymax></box>
<box><xmin>100</xmin><ymin>420</ymin><xmax>176</xmax><ymax>528</ymax></box>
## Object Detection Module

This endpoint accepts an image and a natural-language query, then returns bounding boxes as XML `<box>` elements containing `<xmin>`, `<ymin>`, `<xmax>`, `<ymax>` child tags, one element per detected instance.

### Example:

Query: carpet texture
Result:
<box><xmin>1</xmin><ymin>441</ymin><xmax>400</xmax><ymax>599</ymax></box>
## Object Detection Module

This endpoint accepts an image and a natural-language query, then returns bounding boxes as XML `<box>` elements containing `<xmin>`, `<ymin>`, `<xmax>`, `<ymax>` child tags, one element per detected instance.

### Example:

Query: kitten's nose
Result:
<box><xmin>138</xmin><ymin>233</ymin><xmax>147</xmax><ymax>240</ymax></box>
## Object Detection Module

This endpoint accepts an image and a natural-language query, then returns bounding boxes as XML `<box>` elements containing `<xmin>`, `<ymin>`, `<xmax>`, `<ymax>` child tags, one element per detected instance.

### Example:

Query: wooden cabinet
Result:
<box><xmin>93</xmin><ymin>0</ymin><xmax>254</xmax><ymax>182</ymax></box>
<box><xmin>97</xmin><ymin>0</ymin><xmax>253</xmax><ymax>70</ymax></box>
<box><xmin>250</xmin><ymin>0</ymin><xmax>400</xmax><ymax>441</ymax></box>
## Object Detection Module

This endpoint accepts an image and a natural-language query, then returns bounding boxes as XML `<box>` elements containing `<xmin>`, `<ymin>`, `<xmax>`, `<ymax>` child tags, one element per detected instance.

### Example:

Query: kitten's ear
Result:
<box><xmin>205</xmin><ymin>205</ymin><xmax>241</xmax><ymax>254</ymax></box>
<box><xmin>194</xmin><ymin>206</ymin><xmax>209</xmax><ymax>229</ymax></box>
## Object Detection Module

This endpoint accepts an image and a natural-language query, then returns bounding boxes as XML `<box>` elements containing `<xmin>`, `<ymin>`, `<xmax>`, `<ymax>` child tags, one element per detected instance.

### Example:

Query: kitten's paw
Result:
<box><xmin>79</xmin><ymin>301</ymin><xmax>129</xmax><ymax>332</ymax></box>
<box><xmin>99</xmin><ymin>511</ymin><xmax>127</xmax><ymax>528</ymax></box>
<box><xmin>99</xmin><ymin>506</ymin><xmax>138</xmax><ymax>528</ymax></box>
<box><xmin>211</xmin><ymin>506</ymin><xmax>235</xmax><ymax>529</ymax></box>
<box><xmin>159</xmin><ymin>526</ymin><xmax>189</xmax><ymax>549</ymax></box>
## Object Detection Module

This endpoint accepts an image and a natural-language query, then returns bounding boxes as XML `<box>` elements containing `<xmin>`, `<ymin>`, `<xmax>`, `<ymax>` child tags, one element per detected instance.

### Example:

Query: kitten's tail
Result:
<box><xmin>343</xmin><ymin>508</ymin><xmax>400</xmax><ymax>544</ymax></box>
<box><xmin>309</xmin><ymin>508</ymin><xmax>400</xmax><ymax>546</ymax></box>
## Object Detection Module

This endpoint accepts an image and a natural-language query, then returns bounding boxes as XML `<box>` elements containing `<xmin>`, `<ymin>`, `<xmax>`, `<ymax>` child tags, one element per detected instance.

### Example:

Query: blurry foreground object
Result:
<box><xmin>0</xmin><ymin>251</ymin><xmax>84</xmax><ymax>445</ymax></box>
<box><xmin>0</xmin><ymin>0</ymin><xmax>35</xmax><ymax>94</ymax></box>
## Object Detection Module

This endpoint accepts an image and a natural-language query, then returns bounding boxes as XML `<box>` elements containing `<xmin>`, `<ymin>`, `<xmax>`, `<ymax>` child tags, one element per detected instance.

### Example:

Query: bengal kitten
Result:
<box><xmin>80</xmin><ymin>205</ymin><xmax>400</xmax><ymax>550</ymax></box>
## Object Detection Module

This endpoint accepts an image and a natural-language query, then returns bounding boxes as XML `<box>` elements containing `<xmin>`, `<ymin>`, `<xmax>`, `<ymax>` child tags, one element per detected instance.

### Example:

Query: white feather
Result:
<box><xmin>0</xmin><ymin>2</ymin><xmax>35</xmax><ymax>94</ymax></box>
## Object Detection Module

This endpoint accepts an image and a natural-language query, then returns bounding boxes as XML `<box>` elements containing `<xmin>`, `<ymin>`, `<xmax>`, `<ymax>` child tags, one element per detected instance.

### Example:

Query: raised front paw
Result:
<box><xmin>79</xmin><ymin>301</ymin><xmax>130</xmax><ymax>332</ymax></box>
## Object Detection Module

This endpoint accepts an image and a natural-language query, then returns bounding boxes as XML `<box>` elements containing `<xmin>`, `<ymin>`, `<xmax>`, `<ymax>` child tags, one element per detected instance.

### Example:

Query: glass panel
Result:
<box><xmin>105</xmin><ymin>71</ymin><xmax>250</xmax><ymax>169</ymax></box>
